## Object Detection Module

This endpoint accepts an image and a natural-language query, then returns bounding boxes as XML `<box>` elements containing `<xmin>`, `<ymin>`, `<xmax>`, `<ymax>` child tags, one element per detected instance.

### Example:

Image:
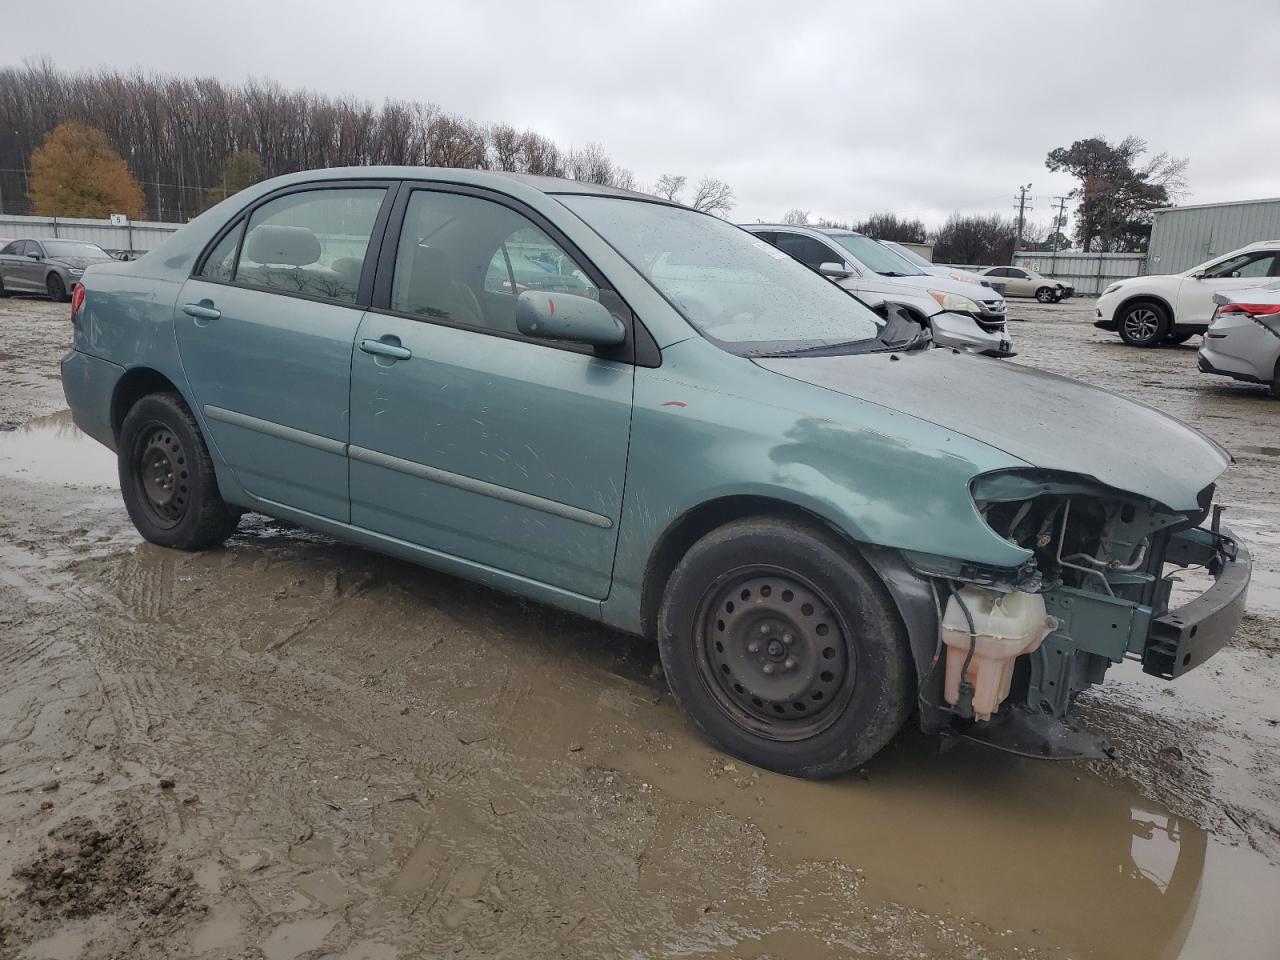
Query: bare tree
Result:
<box><xmin>782</xmin><ymin>208</ymin><xmax>810</xmax><ymax>225</ymax></box>
<box><xmin>815</xmin><ymin>217</ymin><xmax>850</xmax><ymax>229</ymax></box>
<box><xmin>653</xmin><ymin>173</ymin><xmax>686</xmax><ymax>202</ymax></box>
<box><xmin>689</xmin><ymin>177</ymin><xmax>734</xmax><ymax>217</ymax></box>
<box><xmin>0</xmin><ymin>63</ymin><xmax>636</xmax><ymax>218</ymax></box>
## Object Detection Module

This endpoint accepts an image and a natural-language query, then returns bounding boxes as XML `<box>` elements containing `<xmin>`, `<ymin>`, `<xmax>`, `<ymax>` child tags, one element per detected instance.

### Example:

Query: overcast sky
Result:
<box><xmin>3</xmin><ymin>0</ymin><xmax>1277</xmax><ymax>229</ymax></box>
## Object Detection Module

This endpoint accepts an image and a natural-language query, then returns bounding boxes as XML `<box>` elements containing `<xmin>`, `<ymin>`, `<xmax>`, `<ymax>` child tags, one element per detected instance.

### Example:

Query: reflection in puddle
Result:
<box><xmin>623</xmin><ymin>729</ymin><xmax>1244</xmax><ymax>960</ymax></box>
<box><xmin>0</xmin><ymin>410</ymin><xmax>118</xmax><ymax>487</ymax></box>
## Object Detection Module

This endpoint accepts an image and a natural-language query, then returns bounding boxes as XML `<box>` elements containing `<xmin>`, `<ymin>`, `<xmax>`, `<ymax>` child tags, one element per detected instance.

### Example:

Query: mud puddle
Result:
<box><xmin>619</xmin><ymin>720</ymin><xmax>1280</xmax><ymax>960</ymax></box>
<box><xmin>0</xmin><ymin>409</ymin><xmax>118</xmax><ymax>487</ymax></box>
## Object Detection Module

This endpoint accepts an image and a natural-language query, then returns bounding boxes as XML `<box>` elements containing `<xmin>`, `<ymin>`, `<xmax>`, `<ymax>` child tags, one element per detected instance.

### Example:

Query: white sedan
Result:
<box><xmin>1096</xmin><ymin>240</ymin><xmax>1280</xmax><ymax>347</ymax></box>
<box><xmin>1199</xmin><ymin>281</ymin><xmax>1280</xmax><ymax>398</ymax></box>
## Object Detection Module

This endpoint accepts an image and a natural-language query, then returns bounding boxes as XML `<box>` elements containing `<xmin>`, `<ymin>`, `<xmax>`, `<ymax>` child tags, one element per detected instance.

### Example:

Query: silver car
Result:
<box><xmin>0</xmin><ymin>238</ymin><xmax>116</xmax><ymax>302</ymax></box>
<box><xmin>744</xmin><ymin>225</ymin><xmax>1012</xmax><ymax>356</ymax></box>
<box><xmin>1199</xmin><ymin>282</ymin><xmax>1280</xmax><ymax>398</ymax></box>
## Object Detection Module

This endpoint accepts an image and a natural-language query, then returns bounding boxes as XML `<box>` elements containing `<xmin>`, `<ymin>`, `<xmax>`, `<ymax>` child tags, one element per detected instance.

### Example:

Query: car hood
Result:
<box><xmin>864</xmin><ymin>272</ymin><xmax>993</xmax><ymax>300</ymax></box>
<box><xmin>50</xmin><ymin>256</ymin><xmax>114</xmax><ymax>270</ymax></box>
<box><xmin>755</xmin><ymin>348</ymin><xmax>1229</xmax><ymax>512</ymax></box>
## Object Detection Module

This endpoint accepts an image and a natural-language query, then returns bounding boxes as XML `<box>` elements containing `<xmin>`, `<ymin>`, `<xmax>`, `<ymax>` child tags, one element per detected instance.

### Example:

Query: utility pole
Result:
<box><xmin>1050</xmin><ymin>195</ymin><xmax>1069</xmax><ymax>275</ymax></box>
<box><xmin>1012</xmin><ymin>183</ymin><xmax>1033</xmax><ymax>264</ymax></box>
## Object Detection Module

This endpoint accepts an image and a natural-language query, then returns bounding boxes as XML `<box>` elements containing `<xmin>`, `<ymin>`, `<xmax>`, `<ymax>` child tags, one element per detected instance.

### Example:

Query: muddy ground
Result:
<box><xmin>0</xmin><ymin>293</ymin><xmax>1277</xmax><ymax>960</ymax></box>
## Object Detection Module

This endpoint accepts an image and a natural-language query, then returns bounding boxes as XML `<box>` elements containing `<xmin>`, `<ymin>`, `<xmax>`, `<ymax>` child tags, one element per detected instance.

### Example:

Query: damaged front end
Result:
<box><xmin>905</xmin><ymin>469</ymin><xmax>1251</xmax><ymax>759</ymax></box>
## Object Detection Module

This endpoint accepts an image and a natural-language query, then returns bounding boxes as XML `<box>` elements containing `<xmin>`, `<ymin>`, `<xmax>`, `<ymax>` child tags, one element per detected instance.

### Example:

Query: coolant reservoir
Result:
<box><xmin>941</xmin><ymin>586</ymin><xmax>1058</xmax><ymax>721</ymax></box>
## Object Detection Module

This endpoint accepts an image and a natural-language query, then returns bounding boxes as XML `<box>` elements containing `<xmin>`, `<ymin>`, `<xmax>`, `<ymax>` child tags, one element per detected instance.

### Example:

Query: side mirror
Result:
<box><xmin>515</xmin><ymin>290</ymin><xmax>625</xmax><ymax>347</ymax></box>
<box><xmin>819</xmin><ymin>261</ymin><xmax>853</xmax><ymax>279</ymax></box>
<box><xmin>27</xmin><ymin>251</ymin><xmax>41</xmax><ymax>260</ymax></box>
<box><xmin>1191</xmin><ymin>271</ymin><xmax>1207</xmax><ymax>279</ymax></box>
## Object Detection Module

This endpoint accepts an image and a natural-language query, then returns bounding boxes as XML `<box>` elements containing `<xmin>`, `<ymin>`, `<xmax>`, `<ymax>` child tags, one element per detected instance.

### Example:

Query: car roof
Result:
<box><xmin>246</xmin><ymin>165</ymin><xmax>676</xmax><ymax>205</ymax></box>
<box><xmin>743</xmin><ymin>224</ymin><xmax>866</xmax><ymax>238</ymax></box>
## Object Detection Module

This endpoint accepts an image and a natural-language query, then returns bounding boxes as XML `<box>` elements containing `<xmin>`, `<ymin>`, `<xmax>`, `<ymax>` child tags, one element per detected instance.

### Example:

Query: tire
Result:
<box><xmin>0</xmin><ymin>273</ymin><xmax>7</xmax><ymax>297</ymax></box>
<box><xmin>657</xmin><ymin>517</ymin><xmax>913</xmax><ymax>779</ymax></box>
<box><xmin>1117</xmin><ymin>300</ymin><xmax>1170</xmax><ymax>347</ymax></box>
<box><xmin>118</xmin><ymin>392</ymin><xmax>241</xmax><ymax>550</ymax></box>
<box><xmin>1165</xmin><ymin>331</ymin><xmax>1195</xmax><ymax>345</ymax></box>
<box><xmin>1035</xmin><ymin>286</ymin><xmax>1056</xmax><ymax>303</ymax></box>
<box><xmin>46</xmin><ymin>273</ymin><xmax>68</xmax><ymax>302</ymax></box>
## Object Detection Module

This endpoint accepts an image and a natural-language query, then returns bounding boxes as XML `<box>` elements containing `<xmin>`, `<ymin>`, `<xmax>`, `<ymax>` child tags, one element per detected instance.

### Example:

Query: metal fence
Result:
<box><xmin>1012</xmin><ymin>251</ymin><xmax>1146</xmax><ymax>296</ymax></box>
<box><xmin>0</xmin><ymin>213</ymin><xmax>182</xmax><ymax>256</ymax></box>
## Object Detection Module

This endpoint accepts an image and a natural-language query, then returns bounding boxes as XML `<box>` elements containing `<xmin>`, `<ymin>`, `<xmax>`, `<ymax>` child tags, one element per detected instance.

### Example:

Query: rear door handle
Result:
<box><xmin>183</xmin><ymin>302</ymin><xmax>221</xmax><ymax>321</ymax></box>
<box><xmin>359</xmin><ymin>338</ymin><xmax>412</xmax><ymax>361</ymax></box>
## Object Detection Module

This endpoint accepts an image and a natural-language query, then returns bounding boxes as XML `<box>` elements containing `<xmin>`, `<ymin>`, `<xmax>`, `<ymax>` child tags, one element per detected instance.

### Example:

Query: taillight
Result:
<box><xmin>1218</xmin><ymin>302</ymin><xmax>1280</xmax><ymax>317</ymax></box>
<box><xmin>70</xmin><ymin>283</ymin><xmax>86</xmax><ymax>321</ymax></box>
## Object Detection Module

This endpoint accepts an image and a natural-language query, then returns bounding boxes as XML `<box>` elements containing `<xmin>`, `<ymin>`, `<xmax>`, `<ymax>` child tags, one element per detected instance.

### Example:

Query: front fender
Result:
<box><xmin>602</xmin><ymin>337</ymin><xmax>1031</xmax><ymax>633</ymax></box>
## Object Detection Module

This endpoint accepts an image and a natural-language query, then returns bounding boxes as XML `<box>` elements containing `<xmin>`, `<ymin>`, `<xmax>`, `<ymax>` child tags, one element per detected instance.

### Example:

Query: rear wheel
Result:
<box><xmin>1035</xmin><ymin>286</ymin><xmax>1056</xmax><ymax>303</ymax></box>
<box><xmin>46</xmin><ymin>273</ymin><xmax>67</xmax><ymax>302</ymax></box>
<box><xmin>657</xmin><ymin>517</ymin><xmax>913</xmax><ymax>779</ymax></box>
<box><xmin>118</xmin><ymin>393</ymin><xmax>241</xmax><ymax>550</ymax></box>
<box><xmin>0</xmin><ymin>274</ymin><xmax>7</xmax><ymax>297</ymax></box>
<box><xmin>1118</xmin><ymin>301</ymin><xmax>1170</xmax><ymax>347</ymax></box>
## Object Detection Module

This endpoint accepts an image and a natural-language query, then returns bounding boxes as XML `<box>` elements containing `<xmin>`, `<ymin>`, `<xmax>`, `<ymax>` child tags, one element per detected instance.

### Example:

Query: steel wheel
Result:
<box><xmin>695</xmin><ymin>566</ymin><xmax>855</xmax><ymax>741</ymax></box>
<box><xmin>131</xmin><ymin>425</ymin><xmax>190</xmax><ymax>529</ymax></box>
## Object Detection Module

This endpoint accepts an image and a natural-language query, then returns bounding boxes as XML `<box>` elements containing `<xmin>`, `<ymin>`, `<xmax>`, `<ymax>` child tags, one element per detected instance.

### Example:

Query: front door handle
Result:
<box><xmin>359</xmin><ymin>338</ymin><xmax>412</xmax><ymax>361</ymax></box>
<box><xmin>183</xmin><ymin>302</ymin><xmax>221</xmax><ymax>321</ymax></box>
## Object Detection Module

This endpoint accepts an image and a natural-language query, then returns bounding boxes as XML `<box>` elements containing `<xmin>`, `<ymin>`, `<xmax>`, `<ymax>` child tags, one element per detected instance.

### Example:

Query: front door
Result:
<box><xmin>174</xmin><ymin>183</ymin><xmax>391</xmax><ymax>521</ymax></box>
<box><xmin>349</xmin><ymin>186</ymin><xmax>634</xmax><ymax>600</ymax></box>
<box><xmin>1176</xmin><ymin>250</ymin><xmax>1280</xmax><ymax>326</ymax></box>
<box><xmin>15</xmin><ymin>241</ymin><xmax>43</xmax><ymax>291</ymax></box>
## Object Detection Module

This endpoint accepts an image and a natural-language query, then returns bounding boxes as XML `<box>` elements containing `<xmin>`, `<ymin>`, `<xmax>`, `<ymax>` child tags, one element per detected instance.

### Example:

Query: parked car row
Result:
<box><xmin>59</xmin><ymin>167</ymin><xmax>1251</xmax><ymax>778</ymax></box>
<box><xmin>743</xmin><ymin>224</ymin><xmax>1013</xmax><ymax>356</ymax></box>
<box><xmin>1087</xmin><ymin>238</ymin><xmax>1280</xmax><ymax>398</ymax></box>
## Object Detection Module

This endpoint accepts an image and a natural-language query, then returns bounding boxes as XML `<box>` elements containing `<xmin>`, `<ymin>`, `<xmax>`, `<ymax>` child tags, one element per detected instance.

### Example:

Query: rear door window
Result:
<box><xmin>233</xmin><ymin>188</ymin><xmax>386</xmax><ymax>304</ymax></box>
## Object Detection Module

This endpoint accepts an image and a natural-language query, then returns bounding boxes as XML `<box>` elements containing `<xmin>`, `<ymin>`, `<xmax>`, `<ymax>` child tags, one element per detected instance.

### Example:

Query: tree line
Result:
<box><xmin>0</xmin><ymin>61</ymin><xmax>734</xmax><ymax>221</ymax></box>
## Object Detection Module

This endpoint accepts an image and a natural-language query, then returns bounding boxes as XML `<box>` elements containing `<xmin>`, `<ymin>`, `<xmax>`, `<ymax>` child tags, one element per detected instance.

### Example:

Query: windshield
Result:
<box><xmin>827</xmin><ymin>233</ymin><xmax>926</xmax><ymax>277</ymax></box>
<box><xmin>42</xmin><ymin>240</ymin><xmax>109</xmax><ymax>259</ymax></box>
<box><xmin>558</xmin><ymin>196</ymin><xmax>883</xmax><ymax>353</ymax></box>
<box><xmin>885</xmin><ymin>242</ymin><xmax>936</xmax><ymax>271</ymax></box>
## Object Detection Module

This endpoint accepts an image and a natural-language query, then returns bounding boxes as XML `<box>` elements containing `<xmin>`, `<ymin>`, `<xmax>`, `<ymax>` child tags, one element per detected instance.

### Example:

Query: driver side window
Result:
<box><xmin>1204</xmin><ymin>252</ymin><xmax>1278</xmax><ymax>279</ymax></box>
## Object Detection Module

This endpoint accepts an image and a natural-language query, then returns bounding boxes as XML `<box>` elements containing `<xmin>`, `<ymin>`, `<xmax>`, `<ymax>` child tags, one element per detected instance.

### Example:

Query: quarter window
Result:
<box><xmin>390</xmin><ymin>191</ymin><xmax>599</xmax><ymax>337</ymax></box>
<box><xmin>232</xmin><ymin>188</ymin><xmax>386</xmax><ymax>303</ymax></box>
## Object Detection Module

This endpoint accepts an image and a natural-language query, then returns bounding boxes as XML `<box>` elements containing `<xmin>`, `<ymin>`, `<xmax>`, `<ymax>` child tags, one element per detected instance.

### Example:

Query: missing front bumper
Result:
<box><xmin>1143</xmin><ymin>525</ymin><xmax>1251</xmax><ymax>679</ymax></box>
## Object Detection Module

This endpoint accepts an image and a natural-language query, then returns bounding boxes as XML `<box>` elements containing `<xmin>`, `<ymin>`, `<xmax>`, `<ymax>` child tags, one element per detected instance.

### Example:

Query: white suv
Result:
<box><xmin>1095</xmin><ymin>240</ymin><xmax>1280</xmax><ymax>347</ymax></box>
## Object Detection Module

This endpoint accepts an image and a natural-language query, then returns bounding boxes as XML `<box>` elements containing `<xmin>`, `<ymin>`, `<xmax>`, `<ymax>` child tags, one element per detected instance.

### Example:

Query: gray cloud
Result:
<box><xmin>4</xmin><ymin>0</ymin><xmax>1277</xmax><ymax>227</ymax></box>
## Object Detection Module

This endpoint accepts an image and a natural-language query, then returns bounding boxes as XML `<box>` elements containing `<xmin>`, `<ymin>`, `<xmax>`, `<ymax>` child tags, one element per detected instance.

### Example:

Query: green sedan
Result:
<box><xmin>60</xmin><ymin>167</ymin><xmax>1249</xmax><ymax>776</ymax></box>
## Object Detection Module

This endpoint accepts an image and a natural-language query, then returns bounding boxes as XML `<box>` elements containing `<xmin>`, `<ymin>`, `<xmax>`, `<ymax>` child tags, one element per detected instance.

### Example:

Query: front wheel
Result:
<box><xmin>657</xmin><ymin>517</ymin><xmax>913</xmax><ymax>779</ymax></box>
<box><xmin>118</xmin><ymin>392</ymin><xmax>241</xmax><ymax>550</ymax></box>
<box><xmin>1035</xmin><ymin>286</ymin><xmax>1056</xmax><ymax>303</ymax></box>
<box><xmin>1117</xmin><ymin>301</ymin><xmax>1170</xmax><ymax>347</ymax></box>
<box><xmin>46</xmin><ymin>273</ymin><xmax>67</xmax><ymax>302</ymax></box>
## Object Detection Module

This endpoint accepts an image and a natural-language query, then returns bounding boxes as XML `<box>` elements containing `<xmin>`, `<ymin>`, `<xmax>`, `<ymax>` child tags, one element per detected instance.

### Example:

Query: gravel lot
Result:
<box><xmin>0</xmin><ymin>293</ymin><xmax>1277</xmax><ymax>959</ymax></box>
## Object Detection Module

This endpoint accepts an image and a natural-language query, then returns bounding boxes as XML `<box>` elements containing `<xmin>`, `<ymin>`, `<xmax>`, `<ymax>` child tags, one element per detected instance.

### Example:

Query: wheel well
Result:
<box><xmin>1116</xmin><ymin>293</ymin><xmax>1173</xmax><ymax>323</ymax></box>
<box><xmin>111</xmin><ymin>368</ymin><xmax>182</xmax><ymax>440</ymax></box>
<box><xmin>640</xmin><ymin>495</ymin><xmax>854</xmax><ymax>640</ymax></box>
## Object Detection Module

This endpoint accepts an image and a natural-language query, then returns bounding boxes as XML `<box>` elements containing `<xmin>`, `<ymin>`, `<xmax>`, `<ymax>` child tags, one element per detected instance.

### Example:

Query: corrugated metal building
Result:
<box><xmin>1147</xmin><ymin>198</ymin><xmax>1280</xmax><ymax>274</ymax></box>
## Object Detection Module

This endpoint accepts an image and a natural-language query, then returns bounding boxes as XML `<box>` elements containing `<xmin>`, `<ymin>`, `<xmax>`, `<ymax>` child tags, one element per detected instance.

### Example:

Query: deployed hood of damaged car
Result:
<box><xmin>756</xmin><ymin>349</ymin><xmax>1230</xmax><ymax>512</ymax></box>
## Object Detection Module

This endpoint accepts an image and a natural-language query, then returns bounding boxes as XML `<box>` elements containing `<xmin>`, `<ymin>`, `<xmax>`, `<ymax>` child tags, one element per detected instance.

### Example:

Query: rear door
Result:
<box><xmin>0</xmin><ymin>240</ymin><xmax>26</xmax><ymax>290</ymax></box>
<box><xmin>174</xmin><ymin>181</ymin><xmax>394</xmax><ymax>521</ymax></box>
<box><xmin>348</xmin><ymin>185</ymin><xmax>635</xmax><ymax>600</ymax></box>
